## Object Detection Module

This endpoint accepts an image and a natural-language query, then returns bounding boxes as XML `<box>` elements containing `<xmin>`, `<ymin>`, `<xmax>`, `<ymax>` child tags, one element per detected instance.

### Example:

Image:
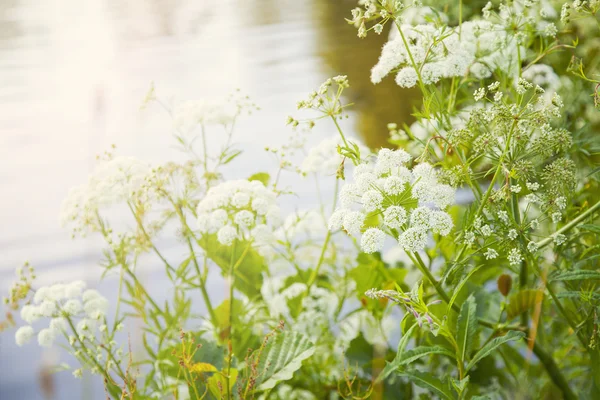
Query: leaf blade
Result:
<box><xmin>466</xmin><ymin>331</ymin><xmax>525</xmax><ymax>372</ymax></box>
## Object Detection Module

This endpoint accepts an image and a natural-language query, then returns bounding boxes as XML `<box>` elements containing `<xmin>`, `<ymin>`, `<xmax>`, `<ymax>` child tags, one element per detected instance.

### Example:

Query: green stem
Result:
<box><xmin>531</xmin><ymin>341</ymin><xmax>577</xmax><ymax>400</ymax></box>
<box><xmin>407</xmin><ymin>251</ymin><xmax>574</xmax><ymax>397</ymax></box>
<box><xmin>535</xmin><ymin>200</ymin><xmax>600</xmax><ymax>249</ymax></box>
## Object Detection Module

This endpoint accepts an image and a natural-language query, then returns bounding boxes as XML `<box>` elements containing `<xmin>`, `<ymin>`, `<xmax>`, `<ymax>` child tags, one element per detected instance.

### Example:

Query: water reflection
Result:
<box><xmin>313</xmin><ymin>0</ymin><xmax>419</xmax><ymax>149</ymax></box>
<box><xmin>0</xmin><ymin>0</ymin><xmax>415</xmax><ymax>398</ymax></box>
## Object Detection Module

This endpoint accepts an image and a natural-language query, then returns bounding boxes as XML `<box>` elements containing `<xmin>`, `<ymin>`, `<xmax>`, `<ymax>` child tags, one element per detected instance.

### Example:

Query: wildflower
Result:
<box><xmin>383</xmin><ymin>206</ymin><xmax>408</xmax><ymax>229</ymax></box>
<box><xmin>38</xmin><ymin>328</ymin><xmax>55</xmax><ymax>347</ymax></box>
<box><xmin>508</xmin><ymin>229</ymin><xmax>518</xmax><ymax>240</ymax></box>
<box><xmin>73</xmin><ymin>369</ymin><xmax>83</xmax><ymax>379</ymax></box>
<box><xmin>527</xmin><ymin>241</ymin><xmax>539</xmax><ymax>253</ymax></box>
<box><xmin>342</xmin><ymin>211</ymin><xmax>366</xmax><ymax>235</ymax></box>
<box><xmin>484</xmin><ymin>248</ymin><xmax>499</xmax><ymax>260</ymax></box>
<box><xmin>552</xmin><ymin>212</ymin><xmax>562</xmax><ymax>223</ymax></box>
<box><xmin>398</xmin><ymin>228</ymin><xmax>428</xmax><ymax>252</ymax></box>
<box><xmin>21</xmin><ymin>304</ymin><xmax>41</xmax><ymax>324</ymax></box>
<box><xmin>15</xmin><ymin>326</ymin><xmax>35</xmax><ymax>346</ymax></box>
<box><xmin>464</xmin><ymin>231</ymin><xmax>476</xmax><ymax>245</ymax></box>
<box><xmin>217</xmin><ymin>225</ymin><xmax>238</xmax><ymax>245</ymax></box>
<box><xmin>553</xmin><ymin>233</ymin><xmax>567</xmax><ymax>246</ymax></box>
<box><xmin>508</xmin><ymin>248</ymin><xmax>523</xmax><ymax>266</ymax></box>
<box><xmin>196</xmin><ymin>179</ymin><xmax>281</xmax><ymax>244</ymax></box>
<box><xmin>63</xmin><ymin>299</ymin><xmax>83</xmax><ymax>316</ymax></box>
<box><xmin>361</xmin><ymin>228</ymin><xmax>386</xmax><ymax>253</ymax></box>
<box><xmin>481</xmin><ymin>225</ymin><xmax>493</xmax><ymax>237</ymax></box>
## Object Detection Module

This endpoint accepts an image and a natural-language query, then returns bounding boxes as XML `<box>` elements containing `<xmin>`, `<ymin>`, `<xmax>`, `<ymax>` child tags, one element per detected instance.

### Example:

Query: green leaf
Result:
<box><xmin>346</xmin><ymin>333</ymin><xmax>375</xmax><ymax>368</ymax></box>
<box><xmin>579</xmin><ymin>224</ymin><xmax>600</xmax><ymax>234</ymax></box>
<box><xmin>446</xmin><ymin>265</ymin><xmax>483</xmax><ymax>313</ymax></box>
<box><xmin>549</xmin><ymin>270</ymin><xmax>600</xmax><ymax>282</ymax></box>
<box><xmin>456</xmin><ymin>295</ymin><xmax>477</xmax><ymax>364</ymax></box>
<box><xmin>466</xmin><ymin>331</ymin><xmax>525</xmax><ymax>372</ymax></box>
<box><xmin>506</xmin><ymin>290</ymin><xmax>544</xmax><ymax>320</ymax></box>
<box><xmin>198</xmin><ymin>235</ymin><xmax>266</xmax><ymax>298</ymax></box>
<box><xmin>377</xmin><ymin>321</ymin><xmax>419</xmax><ymax>382</ymax></box>
<box><xmin>398</xmin><ymin>370</ymin><xmax>455</xmax><ymax>400</ymax></box>
<box><xmin>254</xmin><ymin>331</ymin><xmax>315</xmax><ymax>391</ymax></box>
<box><xmin>248</xmin><ymin>172</ymin><xmax>270</xmax><ymax>186</ymax></box>
<box><xmin>397</xmin><ymin>346</ymin><xmax>455</xmax><ymax>366</ymax></box>
<box><xmin>207</xmin><ymin>368</ymin><xmax>238</xmax><ymax>399</ymax></box>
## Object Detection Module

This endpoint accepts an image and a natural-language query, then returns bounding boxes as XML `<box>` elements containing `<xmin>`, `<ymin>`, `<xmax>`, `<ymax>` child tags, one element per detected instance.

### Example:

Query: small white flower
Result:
<box><xmin>508</xmin><ymin>229</ymin><xmax>518</xmax><ymax>240</ymax></box>
<box><xmin>530</xmin><ymin>219</ymin><xmax>539</xmax><ymax>229</ymax></box>
<box><xmin>430</xmin><ymin>211</ymin><xmax>453</xmax><ymax>236</ymax></box>
<box><xmin>65</xmin><ymin>281</ymin><xmax>86</xmax><ymax>299</ymax></box>
<box><xmin>553</xmin><ymin>233</ymin><xmax>567</xmax><ymax>246</ymax></box>
<box><xmin>49</xmin><ymin>318</ymin><xmax>67</xmax><ymax>333</ymax></box>
<box><xmin>84</xmin><ymin>298</ymin><xmax>109</xmax><ymax>319</ymax></box>
<box><xmin>526</xmin><ymin>182</ymin><xmax>540</xmax><ymax>191</ymax></box>
<box><xmin>382</xmin><ymin>176</ymin><xmax>406</xmax><ymax>195</ymax></box>
<box><xmin>217</xmin><ymin>225</ymin><xmax>238</xmax><ymax>245</ymax></box>
<box><xmin>361</xmin><ymin>190</ymin><xmax>384</xmax><ymax>212</ymax></box>
<box><xmin>383</xmin><ymin>206</ymin><xmax>407</xmax><ymax>229</ymax></box>
<box><xmin>410</xmin><ymin>207</ymin><xmax>432</xmax><ymax>229</ymax></box>
<box><xmin>464</xmin><ymin>231</ymin><xmax>476</xmax><ymax>245</ymax></box>
<box><xmin>484</xmin><ymin>248</ymin><xmax>498</xmax><ymax>260</ymax></box>
<box><xmin>510</xmin><ymin>185</ymin><xmax>522</xmax><ymax>193</ymax></box>
<box><xmin>21</xmin><ymin>305</ymin><xmax>41</xmax><ymax>324</ymax></box>
<box><xmin>343</xmin><ymin>211</ymin><xmax>365</xmax><ymax>236</ymax></box>
<box><xmin>231</xmin><ymin>192</ymin><xmax>250</xmax><ymax>208</ymax></box>
<box><xmin>398</xmin><ymin>228</ymin><xmax>428</xmax><ymax>252</ymax></box>
<box><xmin>527</xmin><ymin>241</ymin><xmax>538</xmax><ymax>253</ymax></box>
<box><xmin>38</xmin><ymin>328</ymin><xmax>55</xmax><ymax>347</ymax></box>
<box><xmin>82</xmin><ymin>289</ymin><xmax>102</xmax><ymax>303</ymax></box>
<box><xmin>498</xmin><ymin>211</ymin><xmax>509</xmax><ymax>224</ymax></box>
<box><xmin>481</xmin><ymin>225</ymin><xmax>493</xmax><ymax>237</ymax></box>
<box><xmin>552</xmin><ymin>212</ymin><xmax>562</xmax><ymax>223</ymax></box>
<box><xmin>63</xmin><ymin>299</ymin><xmax>83</xmax><ymax>316</ymax></box>
<box><xmin>474</xmin><ymin>88</ymin><xmax>486</xmax><ymax>101</ymax></box>
<box><xmin>234</xmin><ymin>210</ymin><xmax>255</xmax><ymax>228</ymax></box>
<box><xmin>15</xmin><ymin>326</ymin><xmax>35</xmax><ymax>346</ymax></box>
<box><xmin>508</xmin><ymin>248</ymin><xmax>523</xmax><ymax>266</ymax></box>
<box><xmin>328</xmin><ymin>209</ymin><xmax>348</xmax><ymax>231</ymax></box>
<box><xmin>73</xmin><ymin>369</ymin><xmax>83</xmax><ymax>379</ymax></box>
<box><xmin>39</xmin><ymin>300</ymin><xmax>57</xmax><ymax>318</ymax></box>
<box><xmin>361</xmin><ymin>228</ymin><xmax>386</xmax><ymax>253</ymax></box>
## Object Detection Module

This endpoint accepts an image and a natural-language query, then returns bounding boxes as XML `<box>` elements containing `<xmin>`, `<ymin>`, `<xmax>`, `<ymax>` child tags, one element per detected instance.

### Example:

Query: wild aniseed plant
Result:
<box><xmin>3</xmin><ymin>0</ymin><xmax>600</xmax><ymax>399</ymax></box>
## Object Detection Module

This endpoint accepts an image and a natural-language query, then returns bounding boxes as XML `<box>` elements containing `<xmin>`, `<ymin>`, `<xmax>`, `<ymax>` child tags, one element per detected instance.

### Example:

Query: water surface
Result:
<box><xmin>0</xmin><ymin>1</ymin><xmax>415</xmax><ymax>398</ymax></box>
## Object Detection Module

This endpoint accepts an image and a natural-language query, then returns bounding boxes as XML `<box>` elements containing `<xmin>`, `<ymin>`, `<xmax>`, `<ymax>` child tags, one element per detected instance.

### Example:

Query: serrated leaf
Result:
<box><xmin>506</xmin><ymin>290</ymin><xmax>544</xmax><ymax>320</ymax></box>
<box><xmin>255</xmin><ymin>331</ymin><xmax>315</xmax><ymax>391</ymax></box>
<box><xmin>398</xmin><ymin>370</ymin><xmax>455</xmax><ymax>400</ymax></box>
<box><xmin>549</xmin><ymin>270</ymin><xmax>600</xmax><ymax>282</ymax></box>
<box><xmin>466</xmin><ymin>331</ymin><xmax>525</xmax><ymax>372</ymax></box>
<box><xmin>457</xmin><ymin>295</ymin><xmax>477</xmax><ymax>364</ymax></box>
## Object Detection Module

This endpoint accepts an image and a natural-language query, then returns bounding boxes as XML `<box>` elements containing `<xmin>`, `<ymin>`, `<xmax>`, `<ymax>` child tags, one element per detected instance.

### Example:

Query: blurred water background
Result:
<box><xmin>0</xmin><ymin>0</ymin><xmax>417</xmax><ymax>398</ymax></box>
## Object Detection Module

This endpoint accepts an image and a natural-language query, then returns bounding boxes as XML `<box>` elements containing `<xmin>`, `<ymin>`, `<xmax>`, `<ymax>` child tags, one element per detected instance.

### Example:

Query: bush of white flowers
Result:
<box><xmin>3</xmin><ymin>1</ymin><xmax>600</xmax><ymax>399</ymax></box>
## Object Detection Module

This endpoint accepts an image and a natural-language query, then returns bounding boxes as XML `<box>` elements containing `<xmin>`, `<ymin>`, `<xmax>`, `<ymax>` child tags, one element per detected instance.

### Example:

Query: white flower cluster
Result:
<box><xmin>328</xmin><ymin>148</ymin><xmax>455</xmax><ymax>254</ymax></box>
<box><xmin>60</xmin><ymin>156</ymin><xmax>150</xmax><ymax>235</ymax></box>
<box><xmin>300</xmin><ymin>135</ymin><xmax>369</xmax><ymax>176</ymax></box>
<box><xmin>15</xmin><ymin>281</ymin><xmax>109</xmax><ymax>347</ymax></box>
<box><xmin>371</xmin><ymin>20</ymin><xmax>522</xmax><ymax>87</ymax></box>
<box><xmin>196</xmin><ymin>180</ymin><xmax>281</xmax><ymax>246</ymax></box>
